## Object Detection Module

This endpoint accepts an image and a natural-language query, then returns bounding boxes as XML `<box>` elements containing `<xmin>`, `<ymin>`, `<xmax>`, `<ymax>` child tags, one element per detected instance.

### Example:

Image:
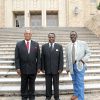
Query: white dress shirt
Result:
<box><xmin>49</xmin><ymin>43</ymin><xmax>55</xmax><ymax>49</ymax></box>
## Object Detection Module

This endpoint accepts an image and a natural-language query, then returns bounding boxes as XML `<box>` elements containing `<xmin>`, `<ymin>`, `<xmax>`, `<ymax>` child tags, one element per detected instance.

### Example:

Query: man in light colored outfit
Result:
<box><xmin>66</xmin><ymin>31</ymin><xmax>91</xmax><ymax>100</ymax></box>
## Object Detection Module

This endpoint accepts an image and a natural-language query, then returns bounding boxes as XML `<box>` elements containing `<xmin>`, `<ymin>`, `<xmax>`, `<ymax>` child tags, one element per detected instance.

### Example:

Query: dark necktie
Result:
<box><xmin>72</xmin><ymin>44</ymin><xmax>75</xmax><ymax>64</ymax></box>
<box><xmin>50</xmin><ymin>43</ymin><xmax>53</xmax><ymax>51</ymax></box>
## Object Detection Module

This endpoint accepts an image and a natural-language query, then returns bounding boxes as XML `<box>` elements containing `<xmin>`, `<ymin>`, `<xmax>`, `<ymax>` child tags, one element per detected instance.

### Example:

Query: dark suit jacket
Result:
<box><xmin>41</xmin><ymin>43</ymin><xmax>63</xmax><ymax>74</ymax></box>
<box><xmin>15</xmin><ymin>40</ymin><xmax>41</xmax><ymax>74</ymax></box>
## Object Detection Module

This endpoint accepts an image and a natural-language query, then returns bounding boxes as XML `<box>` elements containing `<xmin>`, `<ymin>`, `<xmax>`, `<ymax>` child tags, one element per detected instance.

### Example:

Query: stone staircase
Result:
<box><xmin>0</xmin><ymin>27</ymin><xmax>100</xmax><ymax>96</ymax></box>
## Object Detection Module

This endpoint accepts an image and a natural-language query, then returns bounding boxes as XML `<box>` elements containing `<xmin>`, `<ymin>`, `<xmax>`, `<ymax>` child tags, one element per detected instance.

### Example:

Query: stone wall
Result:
<box><xmin>85</xmin><ymin>13</ymin><xmax>100</xmax><ymax>37</ymax></box>
<box><xmin>0</xmin><ymin>0</ymin><xmax>100</xmax><ymax>28</ymax></box>
<box><xmin>0</xmin><ymin>0</ymin><xmax>5</xmax><ymax>28</ymax></box>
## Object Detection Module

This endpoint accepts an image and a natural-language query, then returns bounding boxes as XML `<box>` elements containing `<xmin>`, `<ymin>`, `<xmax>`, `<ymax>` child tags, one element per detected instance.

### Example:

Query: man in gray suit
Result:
<box><xmin>66</xmin><ymin>31</ymin><xmax>91</xmax><ymax>100</ymax></box>
<box><xmin>15</xmin><ymin>29</ymin><xmax>41</xmax><ymax>100</ymax></box>
<box><xmin>41</xmin><ymin>33</ymin><xmax>63</xmax><ymax>100</ymax></box>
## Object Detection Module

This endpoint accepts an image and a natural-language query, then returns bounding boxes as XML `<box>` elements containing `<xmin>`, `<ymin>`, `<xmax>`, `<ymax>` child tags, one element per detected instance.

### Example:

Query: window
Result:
<box><xmin>90</xmin><ymin>0</ymin><xmax>96</xmax><ymax>3</ymax></box>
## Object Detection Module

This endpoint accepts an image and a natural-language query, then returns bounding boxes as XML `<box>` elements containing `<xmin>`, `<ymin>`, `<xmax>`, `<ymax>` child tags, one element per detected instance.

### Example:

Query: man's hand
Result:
<box><xmin>80</xmin><ymin>60</ymin><xmax>85</xmax><ymax>64</ymax></box>
<box><xmin>37</xmin><ymin>69</ymin><xmax>41</xmax><ymax>73</ymax></box>
<box><xmin>41</xmin><ymin>70</ymin><xmax>45</xmax><ymax>73</ymax></box>
<box><xmin>16</xmin><ymin>69</ymin><xmax>21</xmax><ymax>76</ymax></box>
<box><xmin>66</xmin><ymin>70</ymin><xmax>70</xmax><ymax>75</ymax></box>
<box><xmin>58</xmin><ymin>70</ymin><xmax>62</xmax><ymax>74</ymax></box>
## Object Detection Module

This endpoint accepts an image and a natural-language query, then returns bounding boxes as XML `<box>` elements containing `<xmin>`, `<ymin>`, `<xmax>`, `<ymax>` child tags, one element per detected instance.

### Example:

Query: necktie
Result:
<box><xmin>26</xmin><ymin>41</ymin><xmax>29</xmax><ymax>50</ymax></box>
<box><xmin>50</xmin><ymin>43</ymin><xmax>53</xmax><ymax>51</ymax></box>
<box><xmin>72</xmin><ymin>44</ymin><xmax>75</xmax><ymax>64</ymax></box>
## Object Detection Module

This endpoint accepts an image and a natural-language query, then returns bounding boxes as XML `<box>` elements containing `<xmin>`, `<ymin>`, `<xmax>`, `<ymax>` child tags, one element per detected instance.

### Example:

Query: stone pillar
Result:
<box><xmin>5</xmin><ymin>0</ymin><xmax>13</xmax><ymax>27</ymax></box>
<box><xmin>25</xmin><ymin>0</ymin><xmax>30</xmax><ymax>27</ymax></box>
<box><xmin>25</xmin><ymin>10</ymin><xmax>30</xmax><ymax>27</ymax></box>
<box><xmin>0</xmin><ymin>0</ymin><xmax>5</xmax><ymax>28</ymax></box>
<box><xmin>58</xmin><ymin>0</ymin><xmax>67</xmax><ymax>27</ymax></box>
<box><xmin>42</xmin><ymin>0</ymin><xmax>46</xmax><ymax>27</ymax></box>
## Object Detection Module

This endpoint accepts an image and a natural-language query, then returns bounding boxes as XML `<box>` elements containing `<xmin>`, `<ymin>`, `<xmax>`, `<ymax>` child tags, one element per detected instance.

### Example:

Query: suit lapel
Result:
<box><xmin>30</xmin><ymin>40</ymin><xmax>35</xmax><ymax>54</ymax></box>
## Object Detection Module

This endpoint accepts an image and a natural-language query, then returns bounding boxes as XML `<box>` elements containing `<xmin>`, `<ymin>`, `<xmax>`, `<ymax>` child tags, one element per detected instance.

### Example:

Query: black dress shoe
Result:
<box><xmin>29</xmin><ymin>97</ymin><xmax>35</xmax><ymax>100</ymax></box>
<box><xmin>55</xmin><ymin>98</ymin><xmax>60</xmax><ymax>100</ymax></box>
<box><xmin>22</xmin><ymin>97</ymin><xmax>27</xmax><ymax>100</ymax></box>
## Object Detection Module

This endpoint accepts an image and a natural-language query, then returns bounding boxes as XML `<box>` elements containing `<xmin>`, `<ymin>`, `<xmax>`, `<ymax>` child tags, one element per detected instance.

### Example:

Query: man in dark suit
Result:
<box><xmin>15</xmin><ymin>29</ymin><xmax>41</xmax><ymax>100</ymax></box>
<box><xmin>41</xmin><ymin>33</ymin><xmax>63</xmax><ymax>100</ymax></box>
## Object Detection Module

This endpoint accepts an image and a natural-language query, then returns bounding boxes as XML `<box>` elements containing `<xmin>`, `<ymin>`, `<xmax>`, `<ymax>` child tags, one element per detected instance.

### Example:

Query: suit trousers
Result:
<box><xmin>45</xmin><ymin>74</ymin><xmax>59</xmax><ymax>100</ymax></box>
<box><xmin>71</xmin><ymin>64</ymin><xmax>85</xmax><ymax>100</ymax></box>
<box><xmin>21</xmin><ymin>74</ymin><xmax>36</xmax><ymax>100</ymax></box>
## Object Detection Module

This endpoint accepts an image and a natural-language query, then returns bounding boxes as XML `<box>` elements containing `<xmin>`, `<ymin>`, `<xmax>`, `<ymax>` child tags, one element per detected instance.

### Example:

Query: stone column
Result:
<box><xmin>25</xmin><ymin>10</ymin><xmax>30</xmax><ymax>27</ymax></box>
<box><xmin>42</xmin><ymin>0</ymin><xmax>46</xmax><ymax>27</ymax></box>
<box><xmin>25</xmin><ymin>0</ymin><xmax>30</xmax><ymax>27</ymax></box>
<box><xmin>0</xmin><ymin>0</ymin><xmax>5</xmax><ymax>28</ymax></box>
<box><xmin>5</xmin><ymin>0</ymin><xmax>13</xmax><ymax>27</ymax></box>
<box><xmin>58</xmin><ymin>0</ymin><xmax>67</xmax><ymax>27</ymax></box>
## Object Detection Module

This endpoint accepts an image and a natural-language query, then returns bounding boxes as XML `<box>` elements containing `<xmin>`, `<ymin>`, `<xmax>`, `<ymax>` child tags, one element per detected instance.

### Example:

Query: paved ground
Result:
<box><xmin>0</xmin><ymin>92</ymin><xmax>100</xmax><ymax>100</ymax></box>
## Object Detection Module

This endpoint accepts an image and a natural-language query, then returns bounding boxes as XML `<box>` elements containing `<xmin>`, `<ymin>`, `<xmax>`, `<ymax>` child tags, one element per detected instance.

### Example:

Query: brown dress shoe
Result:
<box><xmin>71</xmin><ymin>95</ymin><xmax>78</xmax><ymax>100</ymax></box>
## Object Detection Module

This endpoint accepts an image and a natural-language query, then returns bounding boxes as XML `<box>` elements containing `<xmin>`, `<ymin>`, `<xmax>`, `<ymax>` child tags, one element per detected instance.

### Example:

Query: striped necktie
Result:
<box><xmin>26</xmin><ymin>41</ymin><xmax>29</xmax><ymax>50</ymax></box>
<box><xmin>72</xmin><ymin>43</ymin><xmax>75</xmax><ymax>64</ymax></box>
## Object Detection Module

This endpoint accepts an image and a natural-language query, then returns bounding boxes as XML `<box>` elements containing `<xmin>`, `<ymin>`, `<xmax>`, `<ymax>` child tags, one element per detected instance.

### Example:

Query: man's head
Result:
<box><xmin>24</xmin><ymin>29</ymin><xmax>32</xmax><ymax>41</ymax></box>
<box><xmin>48</xmin><ymin>33</ymin><xmax>55</xmax><ymax>43</ymax></box>
<box><xmin>70</xmin><ymin>31</ymin><xmax>78</xmax><ymax>43</ymax></box>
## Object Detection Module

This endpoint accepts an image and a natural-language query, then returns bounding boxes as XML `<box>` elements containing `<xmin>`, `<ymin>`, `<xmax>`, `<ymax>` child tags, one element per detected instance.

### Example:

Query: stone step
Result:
<box><xmin>0</xmin><ymin>41</ymin><xmax>99</xmax><ymax>44</ymax></box>
<box><xmin>0</xmin><ymin>35</ymin><xmax>99</xmax><ymax>39</ymax></box>
<box><xmin>0</xmin><ymin>63</ymin><xmax>99</xmax><ymax>69</ymax></box>
<box><xmin>0</xmin><ymin>65</ymin><xmax>100</xmax><ymax>74</ymax></box>
<box><xmin>0</xmin><ymin>45</ymin><xmax>99</xmax><ymax>48</ymax></box>
<box><xmin>0</xmin><ymin>38</ymin><xmax>99</xmax><ymax>42</ymax></box>
<box><xmin>1</xmin><ymin>35</ymin><xmax>96</xmax><ymax>39</ymax></box>
<box><xmin>0</xmin><ymin>59</ymin><xmax>100</xmax><ymax>66</ymax></box>
<box><xmin>0</xmin><ymin>32</ymin><xmax>96</xmax><ymax>35</ymax></box>
<box><xmin>0</xmin><ymin>57</ymin><xmax>100</xmax><ymax>65</ymax></box>
<box><xmin>1</xmin><ymin>63</ymin><xmax>99</xmax><ymax>67</ymax></box>
<box><xmin>0</xmin><ymin>55</ymin><xmax>100</xmax><ymax>61</ymax></box>
<box><xmin>0</xmin><ymin>47</ymin><xmax>100</xmax><ymax>51</ymax></box>
<box><xmin>0</xmin><ymin>44</ymin><xmax>100</xmax><ymax>47</ymax></box>
<box><xmin>0</xmin><ymin>34</ymin><xmax>97</xmax><ymax>37</ymax></box>
<box><xmin>0</xmin><ymin>43</ymin><xmax>99</xmax><ymax>47</ymax></box>
<box><xmin>0</xmin><ymin>70</ymin><xmax>100</xmax><ymax>78</ymax></box>
<box><xmin>0</xmin><ymin>49</ymin><xmax>100</xmax><ymax>54</ymax></box>
<box><xmin>0</xmin><ymin>27</ymin><xmax>92</xmax><ymax>33</ymax></box>
<box><xmin>0</xmin><ymin>83</ymin><xmax>100</xmax><ymax>95</ymax></box>
<box><xmin>0</xmin><ymin>76</ymin><xmax>100</xmax><ymax>84</ymax></box>
<box><xmin>0</xmin><ymin>63</ymin><xmax>100</xmax><ymax>72</ymax></box>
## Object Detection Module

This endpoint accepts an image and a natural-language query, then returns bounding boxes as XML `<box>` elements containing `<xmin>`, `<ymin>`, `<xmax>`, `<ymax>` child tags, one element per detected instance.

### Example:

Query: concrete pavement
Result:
<box><xmin>0</xmin><ymin>92</ymin><xmax>100</xmax><ymax>100</ymax></box>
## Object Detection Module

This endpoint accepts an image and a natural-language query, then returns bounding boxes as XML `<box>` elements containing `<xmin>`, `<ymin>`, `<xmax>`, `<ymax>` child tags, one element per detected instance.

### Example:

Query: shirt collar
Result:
<box><xmin>72</xmin><ymin>40</ymin><xmax>77</xmax><ymax>45</ymax></box>
<box><xmin>49</xmin><ymin>42</ymin><xmax>55</xmax><ymax>47</ymax></box>
<box><xmin>25</xmin><ymin>40</ymin><xmax>31</xmax><ymax>44</ymax></box>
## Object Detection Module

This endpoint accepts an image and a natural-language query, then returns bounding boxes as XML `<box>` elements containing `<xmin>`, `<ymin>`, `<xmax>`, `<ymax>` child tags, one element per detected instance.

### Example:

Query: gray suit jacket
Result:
<box><xmin>65</xmin><ymin>40</ymin><xmax>91</xmax><ymax>74</ymax></box>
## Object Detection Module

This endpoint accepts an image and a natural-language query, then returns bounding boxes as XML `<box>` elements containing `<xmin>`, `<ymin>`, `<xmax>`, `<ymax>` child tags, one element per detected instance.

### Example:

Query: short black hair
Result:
<box><xmin>48</xmin><ymin>33</ymin><xmax>55</xmax><ymax>37</ymax></box>
<box><xmin>70</xmin><ymin>31</ymin><xmax>77</xmax><ymax>35</ymax></box>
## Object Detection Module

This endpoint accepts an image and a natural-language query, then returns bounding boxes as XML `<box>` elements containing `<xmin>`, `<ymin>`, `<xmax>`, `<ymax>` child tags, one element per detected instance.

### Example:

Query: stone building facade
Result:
<box><xmin>0</xmin><ymin>0</ymin><xmax>100</xmax><ymax>28</ymax></box>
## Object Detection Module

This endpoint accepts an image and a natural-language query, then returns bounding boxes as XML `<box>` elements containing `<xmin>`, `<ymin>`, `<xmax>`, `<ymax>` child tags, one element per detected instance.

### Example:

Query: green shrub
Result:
<box><xmin>97</xmin><ymin>2</ymin><xmax>100</xmax><ymax>10</ymax></box>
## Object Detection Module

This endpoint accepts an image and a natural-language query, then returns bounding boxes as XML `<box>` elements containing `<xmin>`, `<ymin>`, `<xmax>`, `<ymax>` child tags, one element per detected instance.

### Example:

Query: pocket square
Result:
<box><xmin>56</xmin><ymin>49</ymin><xmax>59</xmax><ymax>51</ymax></box>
